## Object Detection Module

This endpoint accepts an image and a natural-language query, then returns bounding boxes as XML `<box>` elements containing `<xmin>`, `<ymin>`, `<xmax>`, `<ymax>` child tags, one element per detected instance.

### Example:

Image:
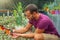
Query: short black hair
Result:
<box><xmin>24</xmin><ymin>4</ymin><xmax>38</xmax><ymax>14</ymax></box>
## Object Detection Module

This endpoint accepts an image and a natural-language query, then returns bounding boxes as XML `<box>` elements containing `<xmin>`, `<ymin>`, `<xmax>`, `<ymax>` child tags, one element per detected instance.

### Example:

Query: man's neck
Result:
<box><xmin>35</xmin><ymin>13</ymin><xmax>40</xmax><ymax>20</ymax></box>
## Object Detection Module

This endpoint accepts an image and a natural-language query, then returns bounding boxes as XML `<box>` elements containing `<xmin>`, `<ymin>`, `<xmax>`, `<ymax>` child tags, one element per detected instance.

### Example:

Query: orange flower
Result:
<box><xmin>5</xmin><ymin>29</ymin><xmax>11</xmax><ymax>35</ymax></box>
<box><xmin>0</xmin><ymin>26</ymin><xmax>2</xmax><ymax>30</ymax></box>
<box><xmin>0</xmin><ymin>25</ymin><xmax>5</xmax><ymax>30</ymax></box>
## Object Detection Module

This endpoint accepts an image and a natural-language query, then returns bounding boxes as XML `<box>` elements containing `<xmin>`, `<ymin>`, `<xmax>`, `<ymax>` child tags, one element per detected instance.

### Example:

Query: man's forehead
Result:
<box><xmin>25</xmin><ymin>11</ymin><xmax>31</xmax><ymax>15</ymax></box>
<box><xmin>25</xmin><ymin>10</ymin><xmax>30</xmax><ymax>13</ymax></box>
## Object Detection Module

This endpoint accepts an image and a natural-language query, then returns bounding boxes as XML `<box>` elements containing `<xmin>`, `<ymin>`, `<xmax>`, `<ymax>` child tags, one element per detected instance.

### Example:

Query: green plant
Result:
<box><xmin>13</xmin><ymin>2</ymin><xmax>28</xmax><ymax>26</ymax></box>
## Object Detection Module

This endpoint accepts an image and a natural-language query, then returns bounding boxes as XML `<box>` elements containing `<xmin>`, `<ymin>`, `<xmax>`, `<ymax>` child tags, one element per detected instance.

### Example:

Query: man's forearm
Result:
<box><xmin>19</xmin><ymin>33</ymin><xmax>34</xmax><ymax>38</ymax></box>
<box><xmin>14</xmin><ymin>28</ymin><xmax>27</xmax><ymax>33</ymax></box>
<box><xmin>13</xmin><ymin>23</ymin><xmax>32</xmax><ymax>34</ymax></box>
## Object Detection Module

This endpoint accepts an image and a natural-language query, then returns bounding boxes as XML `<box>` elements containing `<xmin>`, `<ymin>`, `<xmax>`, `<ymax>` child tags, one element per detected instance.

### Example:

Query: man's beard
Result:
<box><xmin>29</xmin><ymin>16</ymin><xmax>35</xmax><ymax>20</ymax></box>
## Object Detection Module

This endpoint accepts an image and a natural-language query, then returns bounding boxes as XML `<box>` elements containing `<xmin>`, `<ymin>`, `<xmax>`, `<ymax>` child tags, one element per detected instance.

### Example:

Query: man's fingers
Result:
<box><xmin>11</xmin><ymin>35</ymin><xmax>18</xmax><ymax>38</ymax></box>
<box><xmin>12</xmin><ymin>36</ymin><xmax>17</xmax><ymax>38</ymax></box>
<box><xmin>12</xmin><ymin>33</ymin><xmax>17</xmax><ymax>36</ymax></box>
<box><xmin>12</xmin><ymin>33</ymin><xmax>20</xmax><ymax>36</ymax></box>
<box><xmin>10</xmin><ymin>33</ymin><xmax>20</xmax><ymax>38</ymax></box>
<box><xmin>13</xmin><ymin>29</ymin><xmax>16</xmax><ymax>32</ymax></box>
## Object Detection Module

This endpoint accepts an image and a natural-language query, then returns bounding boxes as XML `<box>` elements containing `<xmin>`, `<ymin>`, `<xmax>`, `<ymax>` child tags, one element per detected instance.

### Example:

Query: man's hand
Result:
<box><xmin>11</xmin><ymin>33</ymin><xmax>20</xmax><ymax>38</ymax></box>
<box><xmin>13</xmin><ymin>29</ymin><xmax>16</xmax><ymax>33</ymax></box>
<box><xmin>11</xmin><ymin>33</ymin><xmax>34</xmax><ymax>38</ymax></box>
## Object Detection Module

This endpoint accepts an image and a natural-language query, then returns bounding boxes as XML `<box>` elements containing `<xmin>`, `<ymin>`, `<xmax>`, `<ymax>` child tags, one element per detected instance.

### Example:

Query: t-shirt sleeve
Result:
<box><xmin>37</xmin><ymin>19</ymin><xmax>49</xmax><ymax>29</ymax></box>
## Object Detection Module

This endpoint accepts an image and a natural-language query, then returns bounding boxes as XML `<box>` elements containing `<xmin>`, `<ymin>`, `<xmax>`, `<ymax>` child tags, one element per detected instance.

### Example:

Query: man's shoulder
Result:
<box><xmin>40</xmin><ymin>14</ymin><xmax>50</xmax><ymax>20</ymax></box>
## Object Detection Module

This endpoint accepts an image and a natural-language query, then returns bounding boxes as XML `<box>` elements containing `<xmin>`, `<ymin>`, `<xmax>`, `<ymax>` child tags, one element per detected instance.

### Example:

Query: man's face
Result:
<box><xmin>24</xmin><ymin>11</ymin><xmax>36</xmax><ymax>20</ymax></box>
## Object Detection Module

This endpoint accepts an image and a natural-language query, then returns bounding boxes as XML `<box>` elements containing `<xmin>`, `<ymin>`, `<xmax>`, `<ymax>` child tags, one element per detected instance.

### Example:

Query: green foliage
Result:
<box><xmin>43</xmin><ymin>1</ymin><xmax>60</xmax><ymax>10</ymax></box>
<box><xmin>13</xmin><ymin>10</ymin><xmax>17</xmax><ymax>18</ymax></box>
<box><xmin>43</xmin><ymin>2</ymin><xmax>54</xmax><ymax>10</ymax></box>
<box><xmin>13</xmin><ymin>2</ymin><xmax>23</xmax><ymax>25</ymax></box>
<box><xmin>53</xmin><ymin>5</ymin><xmax>60</xmax><ymax>9</ymax></box>
<box><xmin>13</xmin><ymin>2</ymin><xmax>28</xmax><ymax>26</ymax></box>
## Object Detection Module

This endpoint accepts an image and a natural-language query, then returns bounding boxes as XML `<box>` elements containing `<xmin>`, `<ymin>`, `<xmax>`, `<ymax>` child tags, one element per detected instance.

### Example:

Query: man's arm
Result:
<box><xmin>13</xmin><ymin>20</ymin><xmax>48</xmax><ymax>38</ymax></box>
<box><xmin>13</xmin><ymin>28</ymin><xmax>44</xmax><ymax>38</ymax></box>
<box><xmin>13</xmin><ymin>23</ymin><xmax>32</xmax><ymax>33</ymax></box>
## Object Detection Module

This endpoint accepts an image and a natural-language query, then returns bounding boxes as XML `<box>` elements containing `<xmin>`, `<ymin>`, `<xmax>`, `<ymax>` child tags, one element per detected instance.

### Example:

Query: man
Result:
<box><xmin>11</xmin><ymin>4</ymin><xmax>60</xmax><ymax>40</ymax></box>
